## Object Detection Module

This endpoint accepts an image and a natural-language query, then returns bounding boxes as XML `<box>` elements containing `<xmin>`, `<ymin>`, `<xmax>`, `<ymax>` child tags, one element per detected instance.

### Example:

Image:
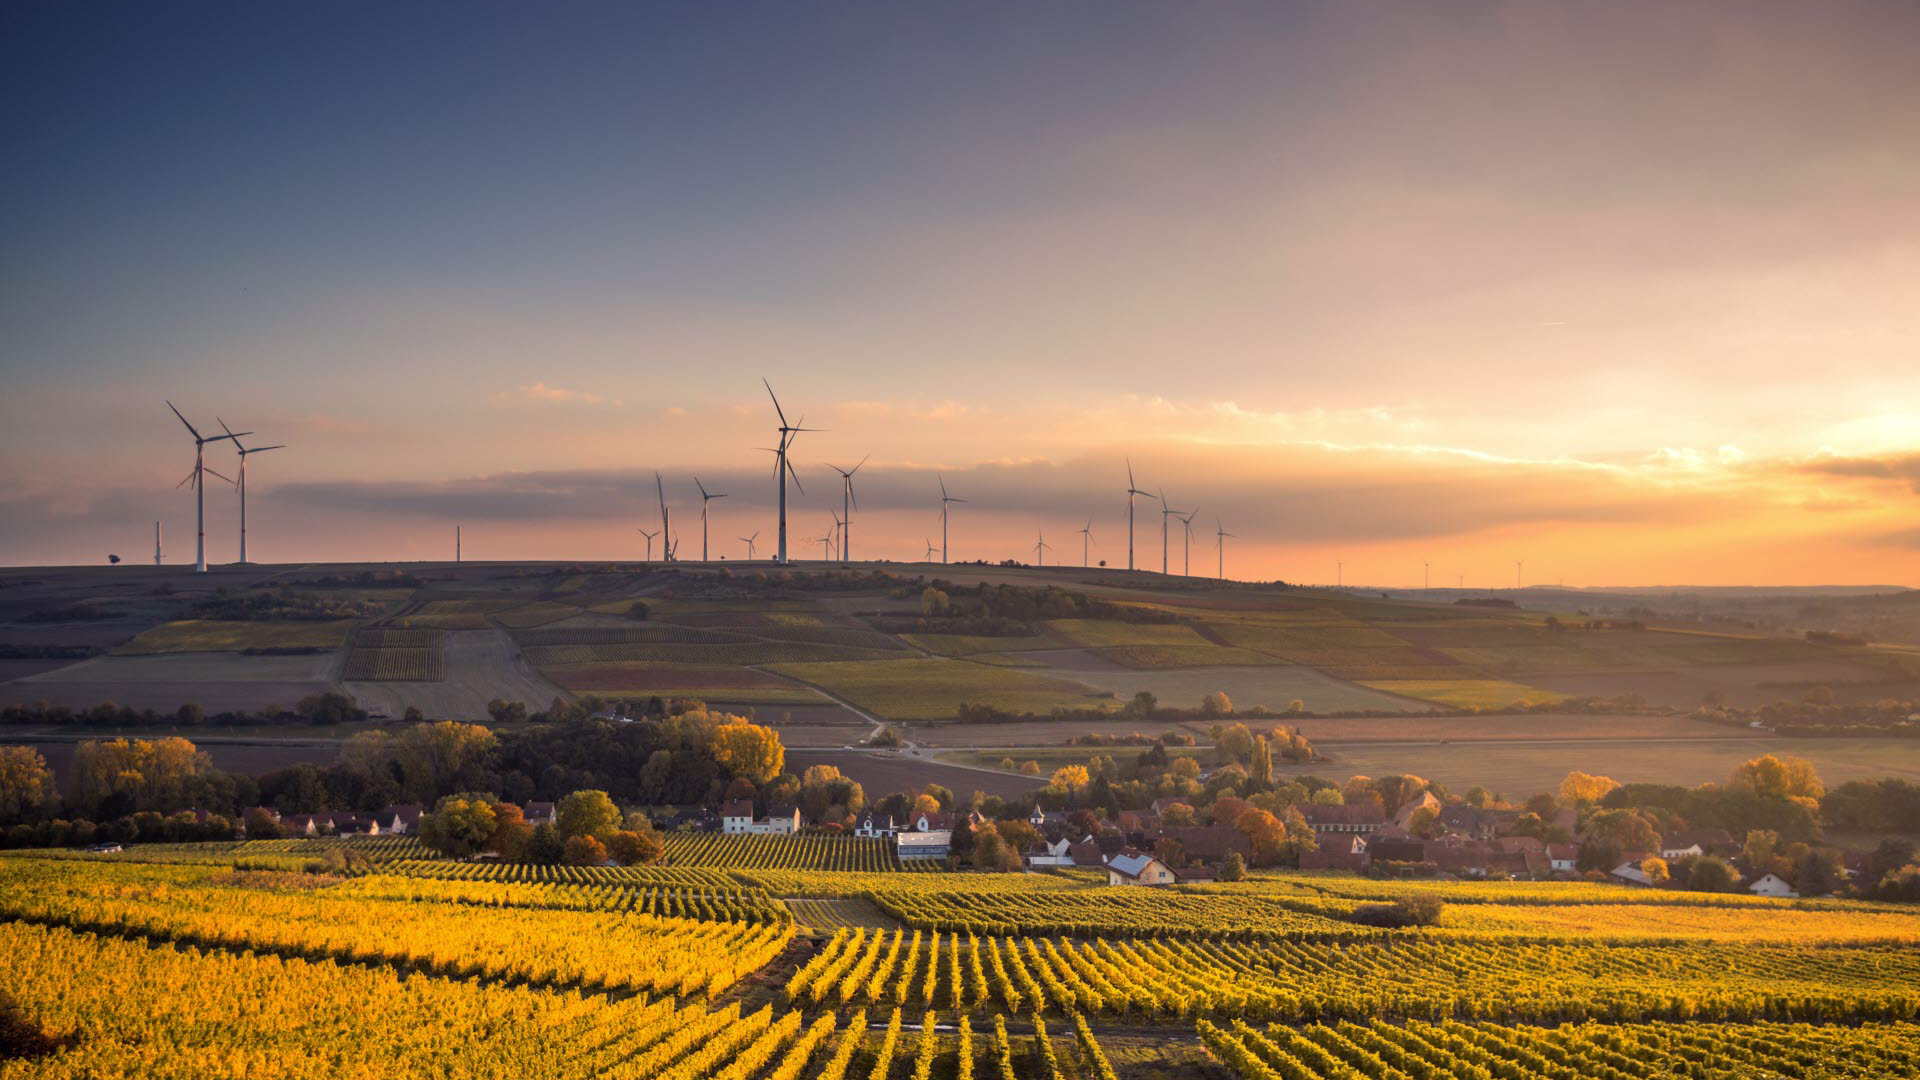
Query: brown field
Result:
<box><xmin>543</xmin><ymin>662</ymin><xmax>809</xmax><ymax>692</ymax></box>
<box><xmin>1024</xmin><ymin>658</ymin><xmax>1424</xmax><ymax>714</ymax></box>
<box><xmin>1529</xmin><ymin>660</ymin><xmax>1909</xmax><ymax>708</ymax></box>
<box><xmin>783</xmin><ymin>747</ymin><xmax>1048</xmax><ymax>801</ymax></box>
<box><xmin>343</xmin><ymin>629</ymin><xmax>565</xmax><ymax>719</ymax></box>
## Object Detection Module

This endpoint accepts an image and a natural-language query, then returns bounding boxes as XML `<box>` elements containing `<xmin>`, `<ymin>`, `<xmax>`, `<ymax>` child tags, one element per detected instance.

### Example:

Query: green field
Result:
<box><xmin>1047</xmin><ymin>619</ymin><xmax>1213</xmax><ymax>648</ymax></box>
<box><xmin>116</xmin><ymin>619</ymin><xmax>358</xmax><ymax>655</ymax></box>
<box><xmin>769</xmin><ymin>657</ymin><xmax>1117</xmax><ymax>719</ymax></box>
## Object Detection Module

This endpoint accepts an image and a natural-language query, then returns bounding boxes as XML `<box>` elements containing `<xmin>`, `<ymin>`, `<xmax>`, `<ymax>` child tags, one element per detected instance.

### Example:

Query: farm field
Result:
<box><xmin>1356</xmin><ymin>678</ymin><xmax>1568</xmax><ymax>709</ymax></box>
<box><xmin>769</xmin><ymin>657</ymin><xmax>1117</xmax><ymax>720</ymax></box>
<box><xmin>343</xmin><ymin>629</ymin><xmax>566</xmax><ymax>720</ymax></box>
<box><xmin>115</xmin><ymin>618</ymin><xmax>358</xmax><ymax>654</ymax></box>
<box><xmin>783</xmin><ymin>748</ymin><xmax>1051</xmax><ymax>801</ymax></box>
<box><xmin>1034</xmin><ymin>660</ymin><xmax>1422</xmax><ymax>714</ymax></box>
<box><xmin>4</xmin><ymin>841</ymin><xmax>1919</xmax><ymax>1079</ymax></box>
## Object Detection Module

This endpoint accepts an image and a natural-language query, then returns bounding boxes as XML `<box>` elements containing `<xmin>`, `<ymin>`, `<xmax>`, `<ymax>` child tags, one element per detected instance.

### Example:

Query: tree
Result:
<box><xmin>1235</xmin><ymin>807</ymin><xmax>1287</xmax><ymax>867</ymax></box>
<box><xmin>1729</xmin><ymin>754</ymin><xmax>1824</xmax><ymax>800</ymax></box>
<box><xmin>1019</xmin><ymin>760</ymin><xmax>1041</xmax><ymax>775</ymax></box>
<box><xmin>487</xmin><ymin>802</ymin><xmax>532</xmax><ymax>860</ymax></box>
<box><xmin>1688</xmin><ymin>855</ymin><xmax>1738</xmax><ymax>892</ymax></box>
<box><xmin>1215</xmin><ymin>723</ymin><xmax>1254</xmax><ymax>763</ymax></box>
<box><xmin>1310</xmin><ymin>787</ymin><xmax>1345</xmax><ymax>806</ymax></box>
<box><xmin>1159</xmin><ymin>802</ymin><xmax>1196</xmax><ymax>827</ymax></box>
<box><xmin>0</xmin><ymin>747</ymin><xmax>52</xmax><ymax>823</ymax></box>
<box><xmin>66</xmin><ymin>737</ymin><xmax>210</xmax><ymax>814</ymax></box>
<box><xmin>527</xmin><ymin>822</ymin><xmax>564</xmax><ymax>864</ymax></box>
<box><xmin>1407</xmin><ymin>806</ymin><xmax>1440</xmax><ymax>838</ymax></box>
<box><xmin>419</xmin><ymin>793</ymin><xmax>500</xmax><ymax>857</ymax></box>
<box><xmin>1559</xmin><ymin>771</ymin><xmax>1620</xmax><ymax>805</ymax></box>
<box><xmin>921</xmin><ymin>587</ymin><xmax>951</xmax><ymax>616</ymax></box>
<box><xmin>1218</xmin><ymin>852</ymin><xmax>1247</xmax><ymax>882</ymax></box>
<box><xmin>1049</xmin><ymin>765</ymin><xmax>1090</xmax><ymax>792</ymax></box>
<box><xmin>397</xmin><ymin>722</ymin><xmax>498</xmax><ymax>802</ymax></box>
<box><xmin>486</xmin><ymin>699</ymin><xmax>528</xmax><ymax>724</ymax></box>
<box><xmin>911</xmin><ymin>793</ymin><xmax>942</xmax><ymax>815</ymax></box>
<box><xmin>556</xmin><ymin>790</ymin><xmax>622</xmax><ymax>842</ymax></box>
<box><xmin>1743</xmin><ymin>829</ymin><xmax>1780</xmax><ymax>870</ymax></box>
<box><xmin>563</xmin><ymin>834</ymin><xmax>608</xmax><ymax>866</ymax></box>
<box><xmin>1201</xmin><ymin>691</ymin><xmax>1233</xmax><ymax>718</ymax></box>
<box><xmin>1641</xmin><ymin>856</ymin><xmax>1670</xmax><ymax>885</ymax></box>
<box><xmin>709</xmin><ymin>719</ymin><xmax>785</xmax><ymax>783</ymax></box>
<box><xmin>1372</xmin><ymin>775</ymin><xmax>1430</xmax><ymax>815</ymax></box>
<box><xmin>970</xmin><ymin>828</ymin><xmax>1022</xmax><ymax>872</ymax></box>
<box><xmin>606</xmin><ymin>827</ymin><xmax>665</xmax><ymax>866</ymax></box>
<box><xmin>1249</xmin><ymin>736</ymin><xmax>1273</xmax><ymax>788</ymax></box>
<box><xmin>242</xmin><ymin>807</ymin><xmax>283</xmax><ymax>840</ymax></box>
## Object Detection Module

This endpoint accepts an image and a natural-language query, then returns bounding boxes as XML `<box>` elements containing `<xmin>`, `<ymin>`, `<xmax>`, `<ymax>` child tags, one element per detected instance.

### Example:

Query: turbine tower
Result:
<box><xmin>1215</xmin><ymin>519</ymin><xmax>1235</xmax><ymax>580</ymax></box>
<box><xmin>166</xmin><ymin>402</ymin><xmax>245</xmax><ymax>573</ymax></box>
<box><xmin>828</xmin><ymin>455</ymin><xmax>867</xmax><ymax>562</ymax></box>
<box><xmin>1157</xmin><ymin>490</ymin><xmax>1179</xmax><ymax>575</ymax></box>
<box><xmin>938</xmin><ymin>475</ymin><xmax>966</xmax><ymax>564</ymax></box>
<box><xmin>1125</xmin><ymin>459</ymin><xmax>1150</xmax><ymax>572</ymax></box>
<box><xmin>654</xmin><ymin>472</ymin><xmax>673</xmax><ymax>562</ymax></box>
<box><xmin>762</xmin><ymin>379</ymin><xmax>816</xmax><ymax>565</ymax></box>
<box><xmin>694</xmin><ymin>477</ymin><xmax>726</xmax><ymax>562</ymax></box>
<box><xmin>740</xmin><ymin>531</ymin><xmax>760</xmax><ymax>561</ymax></box>
<box><xmin>830</xmin><ymin>510</ymin><xmax>846</xmax><ymax>562</ymax></box>
<box><xmin>154</xmin><ymin>522</ymin><xmax>163</xmax><ymax>566</ymax></box>
<box><xmin>814</xmin><ymin>527</ymin><xmax>834</xmax><ymax>561</ymax></box>
<box><xmin>1177</xmin><ymin>508</ymin><xmax>1198</xmax><ymax>577</ymax></box>
<box><xmin>638</xmin><ymin>528</ymin><xmax>659</xmax><ymax>561</ymax></box>
<box><xmin>220</xmin><ymin>420</ymin><xmax>283</xmax><ymax>565</ymax></box>
<box><xmin>1077</xmin><ymin>518</ymin><xmax>1094</xmax><ymax>568</ymax></box>
<box><xmin>1034</xmin><ymin>529</ymin><xmax>1051</xmax><ymax>567</ymax></box>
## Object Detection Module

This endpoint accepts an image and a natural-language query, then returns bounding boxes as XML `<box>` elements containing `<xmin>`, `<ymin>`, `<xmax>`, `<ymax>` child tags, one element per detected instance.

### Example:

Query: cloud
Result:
<box><xmin>1799</xmin><ymin>453</ymin><xmax>1920</xmax><ymax>493</ymax></box>
<box><xmin>491</xmin><ymin>383</ymin><xmax>622</xmax><ymax>408</ymax></box>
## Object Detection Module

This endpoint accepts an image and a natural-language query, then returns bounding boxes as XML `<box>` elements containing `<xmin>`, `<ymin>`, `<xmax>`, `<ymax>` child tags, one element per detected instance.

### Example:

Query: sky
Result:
<box><xmin>2</xmin><ymin>1</ymin><xmax>1918</xmax><ymax>586</ymax></box>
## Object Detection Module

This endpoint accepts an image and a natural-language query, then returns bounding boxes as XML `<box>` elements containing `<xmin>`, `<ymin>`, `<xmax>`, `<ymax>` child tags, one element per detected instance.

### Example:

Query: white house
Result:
<box><xmin>723</xmin><ymin>800</ymin><xmax>802</xmax><ymax>835</ymax></box>
<box><xmin>854</xmin><ymin>812</ymin><xmax>895</xmax><ymax>838</ymax></box>
<box><xmin>896</xmin><ymin>811</ymin><xmax>952</xmax><ymax>859</ymax></box>
<box><xmin>721</xmin><ymin>800</ymin><xmax>756</xmax><ymax>835</ymax></box>
<box><xmin>1746</xmin><ymin>872</ymin><xmax>1798</xmax><ymax>898</ymax></box>
<box><xmin>1547</xmin><ymin>844</ymin><xmax>1578</xmax><ymax>873</ymax></box>
<box><xmin>763</xmin><ymin>805</ymin><xmax>802</xmax><ymax>835</ymax></box>
<box><xmin>1106</xmin><ymin>848</ymin><xmax>1176</xmax><ymax>887</ymax></box>
<box><xmin>1025</xmin><ymin>836</ymin><xmax>1074</xmax><ymax>868</ymax></box>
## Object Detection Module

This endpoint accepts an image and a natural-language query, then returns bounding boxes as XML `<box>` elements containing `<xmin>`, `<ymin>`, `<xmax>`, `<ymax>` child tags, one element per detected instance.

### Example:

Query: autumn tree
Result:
<box><xmin>419</xmin><ymin>792</ymin><xmax>500</xmax><ymax>858</ymax></box>
<box><xmin>1372</xmin><ymin>775</ymin><xmax>1431</xmax><ymax>815</ymax></box>
<box><xmin>1235</xmin><ymin>807</ymin><xmax>1286</xmax><ymax>867</ymax></box>
<box><xmin>487</xmin><ymin>801</ymin><xmax>532</xmax><ymax>860</ymax></box>
<box><xmin>0</xmin><ymin>747</ymin><xmax>52</xmax><ymax>822</ymax></box>
<box><xmin>1218</xmin><ymin>852</ymin><xmax>1247</xmax><ymax>881</ymax></box>
<box><xmin>1688</xmin><ymin>855</ymin><xmax>1738</xmax><ymax>892</ymax></box>
<box><xmin>563</xmin><ymin>834</ymin><xmax>608</xmax><ymax>866</ymax></box>
<box><xmin>66</xmin><ymin>737</ymin><xmax>210</xmax><ymax>814</ymax></box>
<box><xmin>606</xmin><ymin>826</ymin><xmax>665</xmax><ymax>866</ymax></box>
<box><xmin>1049</xmin><ymin>765</ymin><xmax>1090</xmax><ymax>792</ymax></box>
<box><xmin>1201</xmin><ymin>691</ymin><xmax>1233</xmax><ymax>717</ymax></box>
<box><xmin>1728</xmin><ymin>754</ymin><xmax>1824</xmax><ymax>800</ymax></box>
<box><xmin>1159</xmin><ymin>802</ymin><xmax>1195</xmax><ymax>827</ymax></box>
<box><xmin>556</xmin><ymin>789</ymin><xmax>622</xmax><ymax>842</ymax></box>
<box><xmin>1215</xmin><ymin>723</ymin><xmax>1254</xmax><ymax>763</ymax></box>
<box><xmin>1249</xmin><ymin>736</ymin><xmax>1273</xmax><ymax>788</ymax></box>
<box><xmin>1641</xmin><ymin>855</ymin><xmax>1671</xmax><ymax>885</ymax></box>
<box><xmin>709</xmin><ymin>718</ymin><xmax>785</xmax><ymax>783</ymax></box>
<box><xmin>1559</xmin><ymin>771</ymin><xmax>1620</xmax><ymax>805</ymax></box>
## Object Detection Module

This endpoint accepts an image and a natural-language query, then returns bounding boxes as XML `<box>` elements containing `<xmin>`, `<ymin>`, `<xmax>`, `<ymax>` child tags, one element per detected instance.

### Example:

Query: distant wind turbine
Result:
<box><xmin>814</xmin><ymin>527</ymin><xmax>834</xmax><ymax>561</ymax></box>
<box><xmin>655</xmin><ymin>472</ymin><xmax>673</xmax><ymax>562</ymax></box>
<box><xmin>740</xmin><ymin>531</ymin><xmax>760</xmax><ymax>561</ymax></box>
<box><xmin>938</xmin><ymin>475</ymin><xmax>966</xmax><ymax>564</ymax></box>
<box><xmin>219</xmin><ymin>420</ymin><xmax>282</xmax><ymax>565</ymax></box>
<box><xmin>1177</xmin><ymin>507</ymin><xmax>1198</xmax><ymax>577</ymax></box>
<box><xmin>1034</xmin><ymin>529</ymin><xmax>1051</xmax><ymax>567</ymax></box>
<box><xmin>1125</xmin><ymin>459</ymin><xmax>1150</xmax><ymax>572</ymax></box>
<box><xmin>166</xmin><ymin>401</ymin><xmax>245</xmax><ymax>573</ymax></box>
<box><xmin>1158</xmin><ymin>490</ymin><xmax>1180</xmax><ymax>575</ymax></box>
<box><xmin>1215</xmin><ymin>519</ymin><xmax>1234</xmax><ymax>580</ymax></box>
<box><xmin>637</xmin><ymin>527</ymin><xmax>659</xmax><ymax>561</ymax></box>
<box><xmin>1515</xmin><ymin>559</ymin><xmax>1525</xmax><ymax>589</ymax></box>
<box><xmin>828</xmin><ymin>456</ymin><xmax>867</xmax><ymax>562</ymax></box>
<box><xmin>154</xmin><ymin>522</ymin><xmax>163</xmax><ymax>566</ymax></box>
<box><xmin>1077</xmin><ymin>518</ymin><xmax>1095</xmax><ymax>568</ymax></box>
<box><xmin>694</xmin><ymin>476</ymin><xmax>726</xmax><ymax>562</ymax></box>
<box><xmin>924</xmin><ymin>537</ymin><xmax>938</xmax><ymax>561</ymax></box>
<box><xmin>762</xmin><ymin>379</ymin><xmax>817</xmax><ymax>565</ymax></box>
<box><xmin>830</xmin><ymin>510</ymin><xmax>845</xmax><ymax>561</ymax></box>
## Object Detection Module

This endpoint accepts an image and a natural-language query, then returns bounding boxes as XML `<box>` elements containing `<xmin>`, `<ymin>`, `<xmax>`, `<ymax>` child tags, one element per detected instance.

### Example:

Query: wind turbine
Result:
<box><xmin>166</xmin><ymin>402</ymin><xmax>245</xmax><ymax>573</ymax></box>
<box><xmin>1215</xmin><ymin>519</ymin><xmax>1235</xmax><ymax>580</ymax></box>
<box><xmin>637</xmin><ymin>527</ymin><xmax>659</xmax><ymax>561</ymax></box>
<box><xmin>830</xmin><ymin>510</ymin><xmax>846</xmax><ymax>562</ymax></box>
<box><xmin>938</xmin><ymin>475</ymin><xmax>966</xmax><ymax>564</ymax></box>
<box><xmin>1125</xmin><ymin>459</ymin><xmax>1151</xmax><ymax>572</ymax></box>
<box><xmin>154</xmin><ymin>522</ymin><xmax>163</xmax><ymax>566</ymax></box>
<box><xmin>814</xmin><ymin>527</ymin><xmax>835</xmax><ymax>561</ymax></box>
<box><xmin>924</xmin><ymin>538</ymin><xmax>938</xmax><ymax>561</ymax></box>
<box><xmin>1157</xmin><ymin>490</ymin><xmax>1180</xmax><ymax>575</ymax></box>
<box><xmin>1177</xmin><ymin>508</ymin><xmax>1198</xmax><ymax>577</ymax></box>
<box><xmin>654</xmin><ymin>472</ymin><xmax>673</xmax><ymax>562</ymax></box>
<box><xmin>219</xmin><ymin>420</ymin><xmax>283</xmax><ymax>565</ymax></box>
<box><xmin>1034</xmin><ymin>529</ymin><xmax>1051</xmax><ymax>567</ymax></box>
<box><xmin>1515</xmin><ymin>559</ymin><xmax>1525</xmax><ymax>589</ymax></box>
<box><xmin>1077</xmin><ymin>518</ymin><xmax>1095</xmax><ymax>568</ymax></box>
<box><xmin>693</xmin><ymin>477</ymin><xmax>726</xmax><ymax>562</ymax></box>
<box><xmin>740</xmin><ymin>531</ymin><xmax>760</xmax><ymax>561</ymax></box>
<box><xmin>828</xmin><ymin>455</ymin><xmax>867</xmax><ymax>563</ymax></box>
<box><xmin>762</xmin><ymin>379</ymin><xmax>817</xmax><ymax>565</ymax></box>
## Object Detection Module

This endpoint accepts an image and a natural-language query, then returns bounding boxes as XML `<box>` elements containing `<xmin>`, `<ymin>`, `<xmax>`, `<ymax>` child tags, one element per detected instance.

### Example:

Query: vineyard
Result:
<box><xmin>3</xmin><ymin>847</ymin><xmax>1918</xmax><ymax>1079</ymax></box>
<box><xmin>525</xmin><ymin>640</ymin><xmax>908</xmax><ymax>666</ymax></box>
<box><xmin>343</xmin><ymin>627</ymin><xmax>447</xmax><ymax>681</ymax></box>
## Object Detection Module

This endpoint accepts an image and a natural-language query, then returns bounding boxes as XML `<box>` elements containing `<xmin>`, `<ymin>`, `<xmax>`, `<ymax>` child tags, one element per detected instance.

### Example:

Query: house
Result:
<box><xmin>1067</xmin><ymin>837</ymin><xmax>1107</xmax><ymax>867</ymax></box>
<box><xmin>1106</xmin><ymin>847</ymin><xmax>1177</xmax><ymax>887</ymax></box>
<box><xmin>896</xmin><ymin>810</ymin><xmax>952</xmax><ymax>859</ymax></box>
<box><xmin>1660</xmin><ymin>829</ymin><xmax>1734</xmax><ymax>861</ymax></box>
<box><xmin>1173</xmin><ymin>865</ymin><xmax>1217</xmax><ymax>883</ymax></box>
<box><xmin>1389</xmin><ymin>791</ymin><xmax>1444</xmax><ymax>832</ymax></box>
<box><xmin>660</xmin><ymin>806</ymin><xmax>720</xmax><ymax>832</ymax></box>
<box><xmin>1300</xmin><ymin>802</ymin><xmax>1386</xmax><ymax>834</ymax></box>
<box><xmin>1025</xmin><ymin>836</ymin><xmax>1074</xmax><ymax>868</ymax></box>
<box><xmin>1368</xmin><ymin>837</ymin><xmax>1429</xmax><ymax>864</ymax></box>
<box><xmin>1546</xmin><ymin>843</ymin><xmax>1579</xmax><ymax>873</ymax></box>
<box><xmin>1027</xmin><ymin>806</ymin><xmax>1048</xmax><ymax>827</ymax></box>
<box><xmin>525</xmin><ymin>802</ymin><xmax>557</xmax><ymax>828</ymax></box>
<box><xmin>1439</xmin><ymin>805</ymin><xmax>1521</xmax><ymax>840</ymax></box>
<box><xmin>1609</xmin><ymin>861</ymin><xmax>1656</xmax><ymax>887</ymax></box>
<box><xmin>1300</xmin><ymin>833</ymin><xmax>1369</xmax><ymax>872</ymax></box>
<box><xmin>854</xmin><ymin>812</ymin><xmax>895</xmax><ymax>838</ymax></box>
<box><xmin>373</xmin><ymin>805</ymin><xmax>424</xmax><ymax>834</ymax></box>
<box><xmin>1154</xmin><ymin>825</ymin><xmax>1251</xmax><ymax>863</ymax></box>
<box><xmin>721</xmin><ymin>800</ymin><xmax>756</xmax><ymax>834</ymax></box>
<box><xmin>1745</xmin><ymin>872</ymin><xmax>1798</xmax><ymax>898</ymax></box>
<box><xmin>764</xmin><ymin>805</ymin><xmax>802</xmax><ymax>835</ymax></box>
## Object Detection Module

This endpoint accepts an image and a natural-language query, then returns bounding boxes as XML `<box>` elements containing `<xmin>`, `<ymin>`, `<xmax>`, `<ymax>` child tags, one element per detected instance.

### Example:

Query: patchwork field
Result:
<box><xmin>344</xmin><ymin>629</ymin><xmax>565</xmax><ymax>719</ymax></box>
<box><xmin>1357</xmin><ymin>678</ymin><xmax>1568</xmax><ymax>709</ymax></box>
<box><xmin>1037</xmin><ymin>660</ymin><xmax>1423</xmax><ymax>714</ymax></box>
<box><xmin>115</xmin><ymin>618</ymin><xmax>357</xmax><ymax>654</ymax></box>
<box><xmin>768</xmin><ymin>657</ymin><xmax>1116</xmax><ymax>720</ymax></box>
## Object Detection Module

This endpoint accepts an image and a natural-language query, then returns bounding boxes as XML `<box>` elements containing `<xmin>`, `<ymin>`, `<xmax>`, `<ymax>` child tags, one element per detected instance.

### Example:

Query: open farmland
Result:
<box><xmin>1032</xmin><ymin>658</ymin><xmax>1423</xmax><ymax>714</ymax></box>
<box><xmin>769</xmin><ymin>657</ymin><xmax>1116</xmax><ymax>720</ymax></box>
<box><xmin>343</xmin><ymin>628</ymin><xmax>565</xmax><ymax>719</ymax></box>
<box><xmin>114</xmin><ymin>618</ymin><xmax>356</xmax><ymax>654</ymax></box>
<box><xmin>1357</xmin><ymin>678</ymin><xmax>1567</xmax><ymax>708</ymax></box>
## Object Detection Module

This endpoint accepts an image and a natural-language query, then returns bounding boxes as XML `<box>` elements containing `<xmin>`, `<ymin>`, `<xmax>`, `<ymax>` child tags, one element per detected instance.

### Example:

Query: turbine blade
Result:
<box><xmin>851</xmin><ymin>454</ymin><xmax>868</xmax><ymax>474</ymax></box>
<box><xmin>166</xmin><ymin>401</ymin><xmax>202</xmax><ymax>440</ymax></box>
<box><xmin>202</xmin><ymin>465</ymin><xmax>236</xmax><ymax>486</ymax></box>
<box><xmin>250</xmin><ymin>444</ymin><xmax>286</xmax><ymax>453</ymax></box>
<box><xmin>763</xmin><ymin>378</ymin><xmax>788</xmax><ymax>427</ymax></box>
<box><xmin>786</xmin><ymin>457</ymin><xmax>805</xmax><ymax>495</ymax></box>
<box><xmin>176</xmin><ymin>469</ymin><xmax>197</xmax><ymax>489</ymax></box>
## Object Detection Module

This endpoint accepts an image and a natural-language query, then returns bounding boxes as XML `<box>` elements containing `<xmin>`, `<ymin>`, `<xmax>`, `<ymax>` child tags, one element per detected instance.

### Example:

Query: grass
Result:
<box><xmin>116</xmin><ymin>619</ymin><xmax>357</xmax><ymax>655</ymax></box>
<box><xmin>1209</xmin><ymin>620</ymin><xmax>1410</xmax><ymax>652</ymax></box>
<box><xmin>1095</xmin><ymin>643</ymin><xmax>1282</xmax><ymax>669</ymax></box>
<box><xmin>1357</xmin><ymin>678</ymin><xmax>1566</xmax><ymax>708</ymax></box>
<box><xmin>900</xmin><ymin>631</ymin><xmax>1062</xmax><ymax>655</ymax></box>
<box><xmin>768</xmin><ymin>657</ymin><xmax>1116</xmax><ymax>720</ymax></box>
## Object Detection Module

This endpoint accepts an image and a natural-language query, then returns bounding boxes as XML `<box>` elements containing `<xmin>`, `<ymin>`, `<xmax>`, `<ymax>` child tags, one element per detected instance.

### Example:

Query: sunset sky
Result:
<box><xmin>3</xmin><ymin>2</ymin><xmax>1918</xmax><ymax>585</ymax></box>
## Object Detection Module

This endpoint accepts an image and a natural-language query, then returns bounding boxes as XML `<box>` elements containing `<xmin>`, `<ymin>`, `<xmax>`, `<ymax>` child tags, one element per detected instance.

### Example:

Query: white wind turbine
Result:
<box><xmin>1077</xmin><ymin>518</ymin><xmax>1095</xmax><ymax>568</ymax></box>
<box><xmin>1034</xmin><ymin>529</ymin><xmax>1051</xmax><ymax>567</ymax></box>
<box><xmin>1177</xmin><ymin>507</ymin><xmax>1199</xmax><ymax>577</ymax></box>
<box><xmin>654</xmin><ymin>472</ymin><xmax>673</xmax><ymax>562</ymax></box>
<box><xmin>830</xmin><ymin>510</ymin><xmax>846</xmax><ymax>561</ymax></box>
<box><xmin>814</xmin><ymin>524</ymin><xmax>835</xmax><ymax>561</ymax></box>
<box><xmin>694</xmin><ymin>476</ymin><xmax>726</xmax><ymax>562</ymax></box>
<box><xmin>219</xmin><ymin>420</ymin><xmax>283</xmax><ymax>565</ymax></box>
<box><xmin>740</xmin><ymin>531</ymin><xmax>760</xmax><ymax>561</ymax></box>
<box><xmin>1125</xmin><ymin>459</ymin><xmax>1150</xmax><ymax>572</ymax></box>
<box><xmin>828</xmin><ymin>455</ymin><xmax>867</xmax><ymax>562</ymax></box>
<box><xmin>166</xmin><ymin>402</ymin><xmax>245</xmax><ymax>573</ymax></box>
<box><xmin>1215</xmin><ymin>518</ymin><xmax>1235</xmax><ymax>580</ymax></box>
<box><xmin>923</xmin><ymin>538</ymin><xmax>938</xmax><ymax>561</ymax></box>
<box><xmin>762</xmin><ymin>379</ymin><xmax>817</xmax><ymax>565</ymax></box>
<box><xmin>938</xmin><ymin>475</ymin><xmax>966</xmax><ymax>565</ymax></box>
<box><xmin>1158</xmin><ymin>490</ymin><xmax>1180</xmax><ymax>575</ymax></box>
<box><xmin>637</xmin><ymin>527</ymin><xmax>659</xmax><ymax>561</ymax></box>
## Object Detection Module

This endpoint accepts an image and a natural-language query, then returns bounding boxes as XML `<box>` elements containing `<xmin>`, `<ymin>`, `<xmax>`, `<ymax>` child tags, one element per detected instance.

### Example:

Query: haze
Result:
<box><xmin>3</xmin><ymin>1</ymin><xmax>1918</xmax><ymax>584</ymax></box>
